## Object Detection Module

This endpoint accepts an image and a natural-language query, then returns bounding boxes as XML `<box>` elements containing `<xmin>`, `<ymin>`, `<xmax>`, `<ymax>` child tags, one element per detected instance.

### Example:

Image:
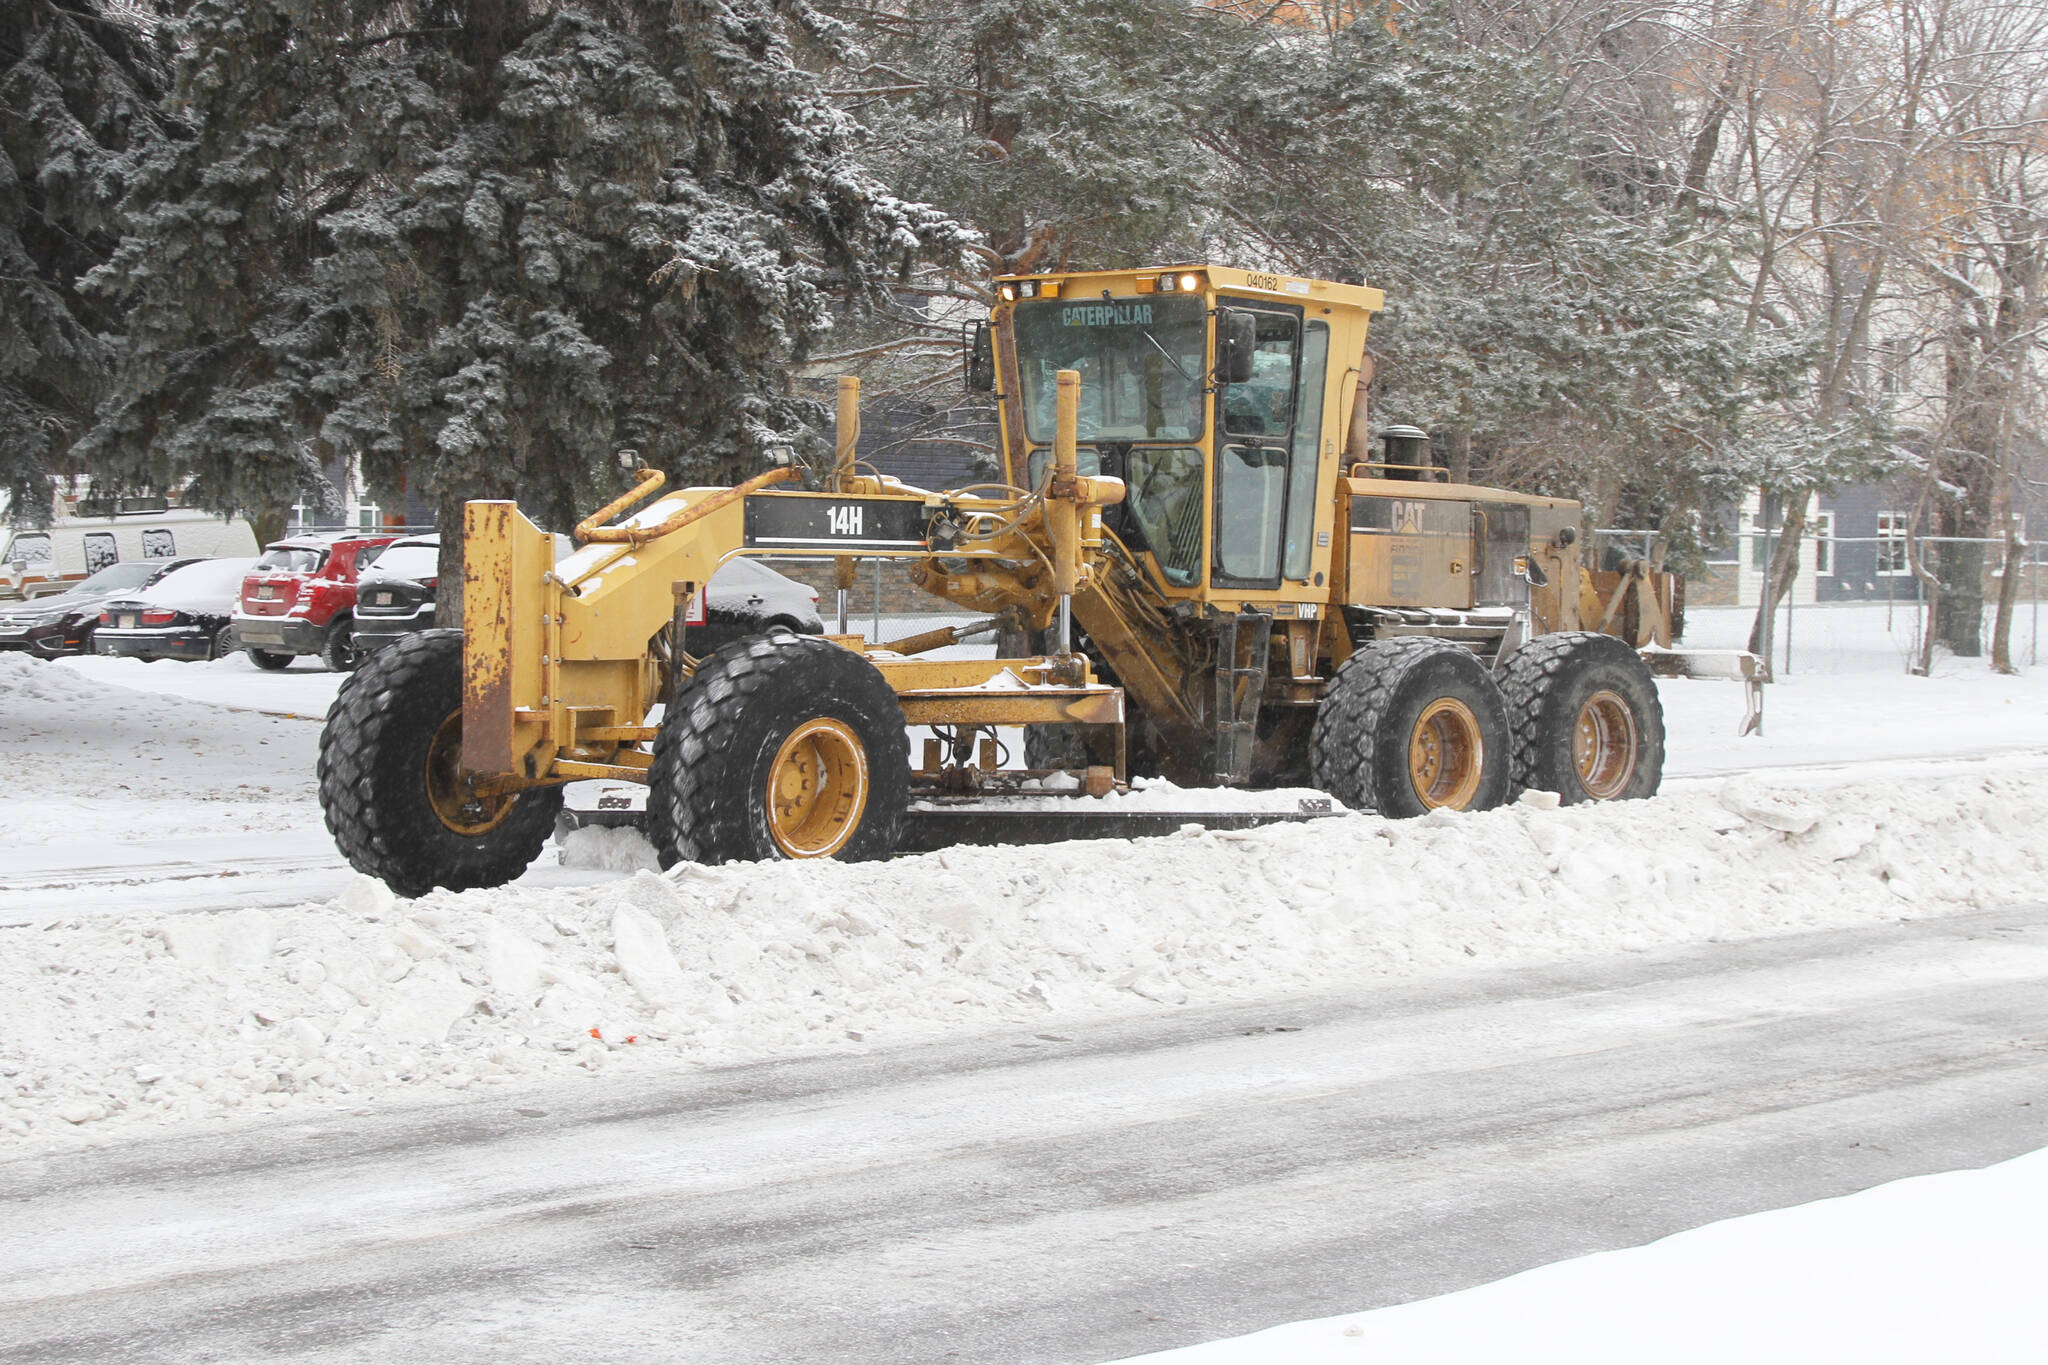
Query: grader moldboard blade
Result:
<box><xmin>557</xmin><ymin>784</ymin><xmax>1345</xmax><ymax>853</ymax></box>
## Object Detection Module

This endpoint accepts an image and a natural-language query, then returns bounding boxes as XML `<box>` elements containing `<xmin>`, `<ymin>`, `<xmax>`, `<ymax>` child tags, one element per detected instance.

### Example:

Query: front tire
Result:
<box><xmin>1311</xmin><ymin>637</ymin><xmax>1512</xmax><ymax>817</ymax></box>
<box><xmin>1496</xmin><ymin>631</ymin><xmax>1664</xmax><ymax>803</ymax></box>
<box><xmin>318</xmin><ymin>630</ymin><xmax>563</xmax><ymax>897</ymax></box>
<box><xmin>647</xmin><ymin>633</ymin><xmax>908</xmax><ymax>867</ymax></box>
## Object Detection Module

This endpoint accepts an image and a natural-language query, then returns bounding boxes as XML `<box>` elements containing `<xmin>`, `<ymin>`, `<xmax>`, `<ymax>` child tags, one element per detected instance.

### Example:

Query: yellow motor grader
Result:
<box><xmin>319</xmin><ymin>264</ymin><xmax>1682</xmax><ymax>897</ymax></box>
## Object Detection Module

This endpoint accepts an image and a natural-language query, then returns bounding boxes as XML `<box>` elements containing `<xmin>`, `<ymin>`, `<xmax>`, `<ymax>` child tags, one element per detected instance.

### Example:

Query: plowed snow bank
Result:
<box><xmin>4</xmin><ymin>769</ymin><xmax>2041</xmax><ymax>1148</ymax></box>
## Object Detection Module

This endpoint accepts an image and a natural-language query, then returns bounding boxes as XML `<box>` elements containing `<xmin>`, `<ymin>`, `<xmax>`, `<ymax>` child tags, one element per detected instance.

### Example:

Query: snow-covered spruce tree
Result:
<box><xmin>826</xmin><ymin>0</ymin><xmax>1228</xmax><ymax>276</ymax></box>
<box><xmin>825</xmin><ymin>3</ymin><xmax>1769</xmax><ymax>554</ymax></box>
<box><xmin>0</xmin><ymin>1</ymin><xmax>175</xmax><ymax>519</ymax></box>
<box><xmin>1192</xmin><ymin>9</ymin><xmax>1762</xmax><ymax>554</ymax></box>
<box><xmin>79</xmin><ymin>0</ymin><xmax>971</xmax><ymax>610</ymax></box>
<box><xmin>797</xmin><ymin>0</ymin><xmax>1236</xmax><ymax>435</ymax></box>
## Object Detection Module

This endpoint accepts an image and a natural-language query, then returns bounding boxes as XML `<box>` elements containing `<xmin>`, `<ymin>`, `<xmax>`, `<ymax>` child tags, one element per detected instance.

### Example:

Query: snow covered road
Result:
<box><xmin>4</xmin><ymin>905</ymin><xmax>2045</xmax><ymax>1364</ymax></box>
<box><xmin>7</xmin><ymin>604</ymin><xmax>2048</xmax><ymax>1360</ymax></box>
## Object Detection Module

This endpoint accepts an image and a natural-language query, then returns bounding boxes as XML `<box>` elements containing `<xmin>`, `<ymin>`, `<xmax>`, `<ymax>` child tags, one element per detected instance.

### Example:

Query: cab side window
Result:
<box><xmin>1221</xmin><ymin>315</ymin><xmax>1300</xmax><ymax>438</ymax></box>
<box><xmin>1283</xmin><ymin>322</ymin><xmax>1330</xmax><ymax>581</ymax></box>
<box><xmin>1124</xmin><ymin>447</ymin><xmax>1206</xmax><ymax>586</ymax></box>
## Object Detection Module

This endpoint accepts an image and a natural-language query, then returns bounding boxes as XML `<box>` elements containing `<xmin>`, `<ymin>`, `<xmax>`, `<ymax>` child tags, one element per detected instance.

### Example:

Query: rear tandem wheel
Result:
<box><xmin>1495</xmin><ymin>631</ymin><xmax>1665</xmax><ymax>803</ymax></box>
<box><xmin>318</xmin><ymin>629</ymin><xmax>563</xmax><ymax>897</ymax></box>
<box><xmin>1309</xmin><ymin>637</ymin><xmax>1513</xmax><ymax>818</ymax></box>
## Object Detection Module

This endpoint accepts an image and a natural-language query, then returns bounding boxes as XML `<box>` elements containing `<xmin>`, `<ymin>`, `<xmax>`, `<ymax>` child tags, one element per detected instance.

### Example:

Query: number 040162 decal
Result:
<box><xmin>743</xmin><ymin>497</ymin><xmax>930</xmax><ymax>551</ymax></box>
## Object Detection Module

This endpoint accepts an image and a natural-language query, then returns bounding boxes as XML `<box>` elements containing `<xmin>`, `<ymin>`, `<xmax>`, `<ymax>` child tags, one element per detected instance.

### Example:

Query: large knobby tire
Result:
<box><xmin>1497</xmin><ymin>631</ymin><xmax>1665</xmax><ymax>803</ymax></box>
<box><xmin>647</xmin><ymin>633</ymin><xmax>909</xmax><ymax>868</ymax></box>
<box><xmin>1310</xmin><ymin>637</ymin><xmax>1512</xmax><ymax>818</ymax></box>
<box><xmin>1023</xmin><ymin>723</ymin><xmax>1096</xmax><ymax>771</ymax></box>
<box><xmin>318</xmin><ymin>630</ymin><xmax>563</xmax><ymax>897</ymax></box>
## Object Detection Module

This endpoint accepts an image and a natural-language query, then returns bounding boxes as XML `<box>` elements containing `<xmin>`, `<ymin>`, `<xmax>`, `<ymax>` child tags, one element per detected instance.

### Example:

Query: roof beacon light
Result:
<box><xmin>999</xmin><ymin>283</ymin><xmax>1017</xmax><ymax>302</ymax></box>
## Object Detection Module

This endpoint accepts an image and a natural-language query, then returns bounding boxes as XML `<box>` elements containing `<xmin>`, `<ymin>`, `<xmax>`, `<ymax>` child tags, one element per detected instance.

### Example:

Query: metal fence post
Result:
<box><xmin>1785</xmin><ymin>585</ymin><xmax>1794</xmax><ymax>675</ymax></box>
<box><xmin>1757</xmin><ymin>523</ymin><xmax>1774</xmax><ymax>679</ymax></box>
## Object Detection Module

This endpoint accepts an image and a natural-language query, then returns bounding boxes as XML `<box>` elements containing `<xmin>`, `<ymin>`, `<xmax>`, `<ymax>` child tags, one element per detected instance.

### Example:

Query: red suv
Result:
<box><xmin>232</xmin><ymin>532</ymin><xmax>399</xmax><ymax>671</ymax></box>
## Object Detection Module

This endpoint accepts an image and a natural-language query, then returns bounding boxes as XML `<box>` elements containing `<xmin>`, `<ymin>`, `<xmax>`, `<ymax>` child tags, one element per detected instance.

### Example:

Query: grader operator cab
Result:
<box><xmin>319</xmin><ymin>264</ymin><xmax>1680</xmax><ymax>897</ymax></box>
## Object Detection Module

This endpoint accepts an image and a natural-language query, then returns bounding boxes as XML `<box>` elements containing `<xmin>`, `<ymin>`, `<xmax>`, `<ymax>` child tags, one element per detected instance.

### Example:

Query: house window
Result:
<box><xmin>1877</xmin><ymin>336</ymin><xmax>1912</xmax><ymax>395</ymax></box>
<box><xmin>1748</xmin><ymin>506</ymin><xmax>1776</xmax><ymax>569</ymax></box>
<box><xmin>1876</xmin><ymin>512</ymin><xmax>1910</xmax><ymax>575</ymax></box>
<box><xmin>357</xmin><ymin>503</ymin><xmax>381</xmax><ymax>531</ymax></box>
<box><xmin>1811</xmin><ymin>512</ymin><xmax>1835</xmax><ymax>575</ymax></box>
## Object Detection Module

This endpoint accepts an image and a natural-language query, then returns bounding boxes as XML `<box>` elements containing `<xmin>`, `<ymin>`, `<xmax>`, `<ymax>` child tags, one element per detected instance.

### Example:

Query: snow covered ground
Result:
<box><xmin>1110</xmin><ymin>1146</ymin><xmax>2048</xmax><ymax>1364</ymax></box>
<box><xmin>3</xmin><ymin>602</ymin><xmax>2046</xmax><ymax>1359</ymax></box>
<box><xmin>4</xmin><ymin>605</ymin><xmax>2046</xmax><ymax>1149</ymax></box>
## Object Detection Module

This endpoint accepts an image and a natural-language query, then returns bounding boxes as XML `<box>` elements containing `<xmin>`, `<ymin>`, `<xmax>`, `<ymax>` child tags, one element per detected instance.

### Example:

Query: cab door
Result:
<box><xmin>1211</xmin><ymin>305</ymin><xmax>1331</xmax><ymax>591</ymax></box>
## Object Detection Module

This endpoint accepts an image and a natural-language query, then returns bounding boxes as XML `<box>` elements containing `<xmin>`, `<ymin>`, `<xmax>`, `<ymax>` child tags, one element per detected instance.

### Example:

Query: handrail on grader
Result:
<box><xmin>576</xmin><ymin>466</ymin><xmax>803</xmax><ymax>547</ymax></box>
<box><xmin>573</xmin><ymin>465</ymin><xmax>666</xmax><ymax>543</ymax></box>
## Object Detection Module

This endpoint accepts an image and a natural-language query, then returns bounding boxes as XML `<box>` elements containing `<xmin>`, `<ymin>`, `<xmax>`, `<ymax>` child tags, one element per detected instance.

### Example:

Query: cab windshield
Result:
<box><xmin>1014</xmin><ymin>295</ymin><xmax>1206</xmax><ymax>446</ymax></box>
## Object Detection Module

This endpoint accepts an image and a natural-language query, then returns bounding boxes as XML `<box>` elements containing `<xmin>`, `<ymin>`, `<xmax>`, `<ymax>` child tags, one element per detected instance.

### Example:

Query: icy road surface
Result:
<box><xmin>3</xmin><ymin>906</ymin><xmax>2046</xmax><ymax>1363</ymax></box>
<box><xmin>5</xmin><ymin>604</ymin><xmax>2048</xmax><ymax>1359</ymax></box>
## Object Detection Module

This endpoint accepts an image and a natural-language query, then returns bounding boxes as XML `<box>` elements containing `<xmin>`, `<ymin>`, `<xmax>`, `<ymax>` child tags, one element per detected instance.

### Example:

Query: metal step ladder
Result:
<box><xmin>1212</xmin><ymin>610</ymin><xmax>1272</xmax><ymax>786</ymax></box>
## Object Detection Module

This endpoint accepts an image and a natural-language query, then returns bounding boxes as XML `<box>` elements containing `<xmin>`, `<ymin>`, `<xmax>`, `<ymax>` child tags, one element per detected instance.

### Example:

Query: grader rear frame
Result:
<box><xmin>319</xmin><ymin>264</ymin><xmax>1687</xmax><ymax>897</ymax></box>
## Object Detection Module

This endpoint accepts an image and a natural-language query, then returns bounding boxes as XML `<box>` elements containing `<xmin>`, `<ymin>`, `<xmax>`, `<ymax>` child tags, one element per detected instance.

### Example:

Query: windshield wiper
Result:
<box><xmin>1138</xmin><ymin>329</ymin><xmax>1194</xmax><ymax>384</ymax></box>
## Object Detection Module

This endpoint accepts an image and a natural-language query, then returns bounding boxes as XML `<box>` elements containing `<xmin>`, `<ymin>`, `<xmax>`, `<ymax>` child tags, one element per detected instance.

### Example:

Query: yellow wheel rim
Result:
<box><xmin>424</xmin><ymin>711</ymin><xmax>517</xmax><ymax>835</ymax></box>
<box><xmin>765</xmin><ymin>718</ymin><xmax>869</xmax><ymax>858</ymax></box>
<box><xmin>1408</xmin><ymin>698</ymin><xmax>1485</xmax><ymax>810</ymax></box>
<box><xmin>1573</xmin><ymin>689</ymin><xmax>1640</xmax><ymax>800</ymax></box>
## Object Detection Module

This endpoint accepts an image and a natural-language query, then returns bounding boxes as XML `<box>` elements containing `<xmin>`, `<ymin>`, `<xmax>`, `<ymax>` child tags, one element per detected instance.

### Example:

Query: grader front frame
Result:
<box><xmin>321</xmin><ymin>370</ymin><xmax>1143</xmax><ymax>896</ymax></box>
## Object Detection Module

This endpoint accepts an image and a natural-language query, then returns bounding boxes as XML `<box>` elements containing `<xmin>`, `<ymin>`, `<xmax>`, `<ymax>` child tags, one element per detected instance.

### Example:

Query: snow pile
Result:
<box><xmin>921</xmin><ymin>775</ymin><xmax>1337</xmax><ymax>812</ymax></box>
<box><xmin>0</xmin><ymin>653</ymin><xmax>320</xmax><ymax>846</ymax></box>
<box><xmin>556</xmin><ymin>824</ymin><xmax>662</xmax><ymax>872</ymax></box>
<box><xmin>1109</xmin><ymin>1147</ymin><xmax>2048</xmax><ymax>1364</ymax></box>
<box><xmin>4</xmin><ymin>769</ymin><xmax>2044</xmax><ymax>1147</ymax></box>
<box><xmin>53</xmin><ymin>649</ymin><xmax>344</xmax><ymax>716</ymax></box>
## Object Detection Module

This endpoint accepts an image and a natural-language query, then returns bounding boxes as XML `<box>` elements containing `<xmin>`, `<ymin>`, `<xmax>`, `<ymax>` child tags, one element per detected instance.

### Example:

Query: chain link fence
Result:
<box><xmin>755</xmin><ymin>532</ymin><xmax>2042</xmax><ymax>676</ymax></box>
<box><xmin>1594</xmin><ymin>529</ymin><xmax>2042</xmax><ymax>672</ymax></box>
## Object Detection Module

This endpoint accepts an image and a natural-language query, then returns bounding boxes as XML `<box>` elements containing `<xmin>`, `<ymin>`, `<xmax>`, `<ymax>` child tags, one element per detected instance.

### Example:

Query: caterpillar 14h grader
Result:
<box><xmin>319</xmin><ymin>264</ymin><xmax>1685</xmax><ymax>897</ymax></box>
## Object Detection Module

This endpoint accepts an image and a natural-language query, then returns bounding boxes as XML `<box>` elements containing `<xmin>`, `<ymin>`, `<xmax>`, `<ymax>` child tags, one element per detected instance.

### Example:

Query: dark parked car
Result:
<box><xmin>232</xmin><ymin>532</ymin><xmax>398</xmax><ymax>671</ymax></box>
<box><xmin>0</xmin><ymin>558</ymin><xmax>202</xmax><ymax>657</ymax></box>
<box><xmin>351</xmin><ymin>533</ymin><xmax>441</xmax><ymax>657</ymax></box>
<box><xmin>94</xmin><ymin>557</ymin><xmax>258</xmax><ymax>662</ymax></box>
<box><xmin>680</xmin><ymin>558</ymin><xmax>826</xmax><ymax>653</ymax></box>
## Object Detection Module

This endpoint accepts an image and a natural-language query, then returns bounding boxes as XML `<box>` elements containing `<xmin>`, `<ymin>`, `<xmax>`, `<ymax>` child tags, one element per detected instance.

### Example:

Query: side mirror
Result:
<box><xmin>965</xmin><ymin>321</ymin><xmax>994</xmax><ymax>393</ymax></box>
<box><xmin>1214</xmin><ymin>310</ymin><xmax>1256</xmax><ymax>385</ymax></box>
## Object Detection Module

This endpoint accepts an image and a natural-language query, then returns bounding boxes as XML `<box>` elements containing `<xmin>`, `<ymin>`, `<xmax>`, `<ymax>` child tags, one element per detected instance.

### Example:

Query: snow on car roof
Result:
<box><xmin>134</xmin><ymin>557</ymin><xmax>259</xmax><ymax>613</ymax></box>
